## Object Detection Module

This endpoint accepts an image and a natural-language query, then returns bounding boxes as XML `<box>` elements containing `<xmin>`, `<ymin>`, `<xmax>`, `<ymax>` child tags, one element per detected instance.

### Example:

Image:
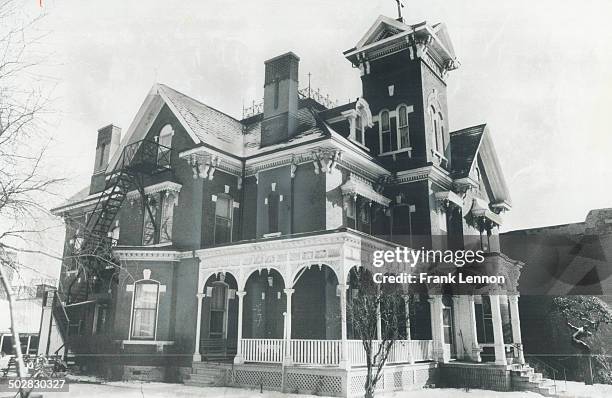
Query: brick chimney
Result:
<box><xmin>261</xmin><ymin>52</ymin><xmax>300</xmax><ymax>147</ymax></box>
<box><xmin>90</xmin><ymin>124</ymin><xmax>121</xmax><ymax>194</ymax></box>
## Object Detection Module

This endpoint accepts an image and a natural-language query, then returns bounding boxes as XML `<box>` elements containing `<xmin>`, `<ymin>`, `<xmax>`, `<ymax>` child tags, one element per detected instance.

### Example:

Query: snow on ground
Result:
<box><xmin>19</xmin><ymin>381</ymin><xmax>612</xmax><ymax>398</ymax></box>
<box><xmin>559</xmin><ymin>380</ymin><xmax>612</xmax><ymax>398</ymax></box>
<box><xmin>33</xmin><ymin>383</ymin><xmax>540</xmax><ymax>398</ymax></box>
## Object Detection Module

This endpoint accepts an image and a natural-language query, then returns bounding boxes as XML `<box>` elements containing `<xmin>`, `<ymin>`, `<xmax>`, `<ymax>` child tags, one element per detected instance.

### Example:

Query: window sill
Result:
<box><xmin>379</xmin><ymin>147</ymin><xmax>412</xmax><ymax>160</ymax></box>
<box><xmin>141</xmin><ymin>242</ymin><xmax>173</xmax><ymax>248</ymax></box>
<box><xmin>118</xmin><ymin>340</ymin><xmax>175</xmax><ymax>352</ymax></box>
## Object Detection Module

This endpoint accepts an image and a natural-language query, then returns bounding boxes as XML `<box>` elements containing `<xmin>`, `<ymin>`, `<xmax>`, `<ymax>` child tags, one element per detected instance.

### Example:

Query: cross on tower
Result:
<box><xmin>395</xmin><ymin>0</ymin><xmax>405</xmax><ymax>20</ymax></box>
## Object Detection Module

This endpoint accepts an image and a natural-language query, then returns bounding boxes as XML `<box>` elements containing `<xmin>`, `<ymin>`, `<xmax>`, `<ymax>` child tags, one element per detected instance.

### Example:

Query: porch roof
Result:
<box><xmin>192</xmin><ymin>228</ymin><xmax>400</xmax><ymax>291</ymax></box>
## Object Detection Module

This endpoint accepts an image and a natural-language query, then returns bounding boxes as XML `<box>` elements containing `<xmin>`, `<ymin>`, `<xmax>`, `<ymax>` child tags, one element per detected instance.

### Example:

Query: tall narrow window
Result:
<box><xmin>475</xmin><ymin>295</ymin><xmax>494</xmax><ymax>344</ymax></box>
<box><xmin>142</xmin><ymin>195</ymin><xmax>160</xmax><ymax>246</ymax></box>
<box><xmin>398</xmin><ymin>106</ymin><xmax>410</xmax><ymax>149</ymax></box>
<box><xmin>209</xmin><ymin>282</ymin><xmax>228</xmax><ymax>339</ymax></box>
<box><xmin>214</xmin><ymin>195</ymin><xmax>233</xmax><ymax>244</ymax></box>
<box><xmin>157</xmin><ymin>125</ymin><xmax>173</xmax><ymax>167</ymax></box>
<box><xmin>131</xmin><ymin>281</ymin><xmax>159</xmax><ymax>339</ymax></box>
<box><xmin>355</xmin><ymin>116</ymin><xmax>364</xmax><ymax>145</ymax></box>
<box><xmin>267</xmin><ymin>192</ymin><xmax>280</xmax><ymax>233</ymax></box>
<box><xmin>380</xmin><ymin>111</ymin><xmax>392</xmax><ymax>153</ymax></box>
<box><xmin>159</xmin><ymin>193</ymin><xmax>176</xmax><ymax>244</ymax></box>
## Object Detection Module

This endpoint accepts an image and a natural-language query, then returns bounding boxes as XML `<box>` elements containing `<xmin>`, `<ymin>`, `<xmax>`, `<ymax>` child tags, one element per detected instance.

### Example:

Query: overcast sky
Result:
<box><xmin>18</xmin><ymin>0</ymin><xmax>612</xmax><ymax>274</ymax></box>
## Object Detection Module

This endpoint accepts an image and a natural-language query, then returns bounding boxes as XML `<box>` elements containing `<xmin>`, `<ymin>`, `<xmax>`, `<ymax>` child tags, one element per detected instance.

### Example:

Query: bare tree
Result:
<box><xmin>551</xmin><ymin>296</ymin><xmax>612</xmax><ymax>384</ymax></box>
<box><xmin>0</xmin><ymin>1</ymin><xmax>60</xmax><ymax>395</ymax></box>
<box><xmin>348</xmin><ymin>269</ymin><xmax>404</xmax><ymax>398</ymax></box>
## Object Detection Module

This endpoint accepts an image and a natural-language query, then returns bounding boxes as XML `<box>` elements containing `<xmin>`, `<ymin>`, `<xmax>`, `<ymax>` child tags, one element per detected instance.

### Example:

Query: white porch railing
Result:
<box><xmin>240</xmin><ymin>338</ymin><xmax>434</xmax><ymax>367</ymax></box>
<box><xmin>411</xmin><ymin>340</ymin><xmax>434</xmax><ymax>362</ymax></box>
<box><xmin>241</xmin><ymin>338</ymin><xmax>285</xmax><ymax>363</ymax></box>
<box><xmin>291</xmin><ymin>339</ymin><xmax>342</xmax><ymax>366</ymax></box>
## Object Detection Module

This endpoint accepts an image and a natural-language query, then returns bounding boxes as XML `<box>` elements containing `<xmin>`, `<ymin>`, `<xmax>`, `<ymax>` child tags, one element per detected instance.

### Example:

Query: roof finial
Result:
<box><xmin>395</xmin><ymin>0</ymin><xmax>405</xmax><ymax>21</ymax></box>
<box><xmin>307</xmin><ymin>72</ymin><xmax>312</xmax><ymax>98</ymax></box>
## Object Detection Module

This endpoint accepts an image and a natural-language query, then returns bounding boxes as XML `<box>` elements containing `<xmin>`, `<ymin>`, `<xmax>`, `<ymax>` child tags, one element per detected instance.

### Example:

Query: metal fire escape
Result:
<box><xmin>62</xmin><ymin>139</ymin><xmax>172</xmax><ymax>305</ymax></box>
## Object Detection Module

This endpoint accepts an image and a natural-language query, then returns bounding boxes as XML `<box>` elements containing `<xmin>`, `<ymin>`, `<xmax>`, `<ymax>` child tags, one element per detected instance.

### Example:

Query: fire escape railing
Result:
<box><xmin>64</xmin><ymin>139</ymin><xmax>171</xmax><ymax>304</ymax></box>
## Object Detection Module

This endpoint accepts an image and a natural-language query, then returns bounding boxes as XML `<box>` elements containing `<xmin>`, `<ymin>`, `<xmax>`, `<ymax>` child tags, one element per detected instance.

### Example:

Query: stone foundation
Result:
<box><xmin>439</xmin><ymin>362</ymin><xmax>511</xmax><ymax>391</ymax></box>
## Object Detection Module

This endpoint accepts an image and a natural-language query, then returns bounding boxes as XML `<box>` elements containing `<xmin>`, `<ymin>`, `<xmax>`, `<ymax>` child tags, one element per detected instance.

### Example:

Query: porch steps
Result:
<box><xmin>184</xmin><ymin>362</ymin><xmax>228</xmax><ymax>387</ymax></box>
<box><xmin>511</xmin><ymin>365</ymin><xmax>562</xmax><ymax>397</ymax></box>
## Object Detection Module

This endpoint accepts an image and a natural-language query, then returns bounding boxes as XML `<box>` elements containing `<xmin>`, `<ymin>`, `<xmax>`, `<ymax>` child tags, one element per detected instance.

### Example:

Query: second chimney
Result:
<box><xmin>261</xmin><ymin>52</ymin><xmax>300</xmax><ymax>147</ymax></box>
<box><xmin>90</xmin><ymin>124</ymin><xmax>121</xmax><ymax>194</ymax></box>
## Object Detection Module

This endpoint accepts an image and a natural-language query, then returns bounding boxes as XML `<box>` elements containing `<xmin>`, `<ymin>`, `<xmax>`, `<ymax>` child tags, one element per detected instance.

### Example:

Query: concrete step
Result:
<box><xmin>185</xmin><ymin>373</ymin><xmax>224</xmax><ymax>387</ymax></box>
<box><xmin>194</xmin><ymin>368</ymin><xmax>225</xmax><ymax>376</ymax></box>
<box><xmin>184</xmin><ymin>380</ymin><xmax>216</xmax><ymax>388</ymax></box>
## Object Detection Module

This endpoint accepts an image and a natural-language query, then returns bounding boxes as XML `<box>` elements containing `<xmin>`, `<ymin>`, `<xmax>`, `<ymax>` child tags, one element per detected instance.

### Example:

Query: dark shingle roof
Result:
<box><xmin>449</xmin><ymin>124</ymin><xmax>486</xmax><ymax>178</ymax></box>
<box><xmin>158</xmin><ymin>84</ymin><xmax>244</xmax><ymax>153</ymax></box>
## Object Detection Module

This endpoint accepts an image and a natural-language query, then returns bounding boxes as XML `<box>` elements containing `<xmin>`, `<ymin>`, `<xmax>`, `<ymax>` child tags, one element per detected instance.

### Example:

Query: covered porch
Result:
<box><xmin>190</xmin><ymin>230</ymin><xmax>524</xmax><ymax>370</ymax></box>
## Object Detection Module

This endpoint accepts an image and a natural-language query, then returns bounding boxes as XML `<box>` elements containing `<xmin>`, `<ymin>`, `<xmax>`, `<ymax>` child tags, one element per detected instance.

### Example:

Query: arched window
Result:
<box><xmin>398</xmin><ymin>105</ymin><xmax>410</xmax><ymax>149</ymax></box>
<box><xmin>157</xmin><ymin>124</ymin><xmax>173</xmax><ymax>167</ymax></box>
<box><xmin>355</xmin><ymin>115</ymin><xmax>364</xmax><ymax>145</ymax></box>
<box><xmin>214</xmin><ymin>195</ymin><xmax>233</xmax><ymax>244</ymax></box>
<box><xmin>380</xmin><ymin>110</ymin><xmax>392</xmax><ymax>153</ymax></box>
<box><xmin>131</xmin><ymin>280</ymin><xmax>160</xmax><ymax>339</ymax></box>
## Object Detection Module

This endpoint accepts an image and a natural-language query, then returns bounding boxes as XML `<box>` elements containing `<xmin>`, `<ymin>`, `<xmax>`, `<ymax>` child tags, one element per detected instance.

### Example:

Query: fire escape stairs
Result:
<box><xmin>61</xmin><ymin>138</ymin><xmax>172</xmax><ymax>314</ymax></box>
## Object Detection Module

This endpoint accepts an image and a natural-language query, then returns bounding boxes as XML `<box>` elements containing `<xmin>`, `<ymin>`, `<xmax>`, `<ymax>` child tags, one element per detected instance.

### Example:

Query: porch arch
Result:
<box><xmin>292</xmin><ymin>263</ymin><xmax>340</xmax><ymax>340</ymax></box>
<box><xmin>242</xmin><ymin>268</ymin><xmax>286</xmax><ymax>339</ymax></box>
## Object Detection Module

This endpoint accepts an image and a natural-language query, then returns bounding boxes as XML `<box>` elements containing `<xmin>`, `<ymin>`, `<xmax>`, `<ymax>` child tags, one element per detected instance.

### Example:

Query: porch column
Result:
<box><xmin>508</xmin><ymin>295</ymin><xmax>525</xmax><ymax>365</ymax></box>
<box><xmin>489</xmin><ymin>295</ymin><xmax>507</xmax><ymax>365</ymax></box>
<box><xmin>193</xmin><ymin>293</ymin><xmax>205</xmax><ymax>362</ymax></box>
<box><xmin>403</xmin><ymin>295</ymin><xmax>414</xmax><ymax>364</ymax></box>
<box><xmin>429</xmin><ymin>295</ymin><xmax>448</xmax><ymax>363</ymax></box>
<box><xmin>283</xmin><ymin>288</ymin><xmax>294</xmax><ymax>365</ymax></box>
<box><xmin>234</xmin><ymin>291</ymin><xmax>246</xmax><ymax>364</ymax></box>
<box><xmin>467</xmin><ymin>296</ymin><xmax>482</xmax><ymax>362</ymax></box>
<box><xmin>339</xmin><ymin>284</ymin><xmax>350</xmax><ymax>369</ymax></box>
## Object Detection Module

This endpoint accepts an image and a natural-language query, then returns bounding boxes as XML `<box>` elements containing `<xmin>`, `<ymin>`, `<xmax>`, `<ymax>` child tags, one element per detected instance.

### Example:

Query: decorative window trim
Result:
<box><xmin>396</xmin><ymin>104</ymin><xmax>412</xmax><ymax>149</ymax></box>
<box><xmin>126</xmin><ymin>181</ymin><xmax>182</xmax><ymax>202</ymax></box>
<box><xmin>378</xmin><ymin>105</ymin><xmax>414</xmax><ymax>157</ymax></box>
<box><xmin>128</xmin><ymin>278</ymin><xmax>162</xmax><ymax>341</ymax></box>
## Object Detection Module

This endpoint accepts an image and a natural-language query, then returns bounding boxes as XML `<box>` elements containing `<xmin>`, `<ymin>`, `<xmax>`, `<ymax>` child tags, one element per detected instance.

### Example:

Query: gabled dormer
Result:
<box><xmin>344</xmin><ymin>15</ymin><xmax>460</xmax><ymax>173</ymax></box>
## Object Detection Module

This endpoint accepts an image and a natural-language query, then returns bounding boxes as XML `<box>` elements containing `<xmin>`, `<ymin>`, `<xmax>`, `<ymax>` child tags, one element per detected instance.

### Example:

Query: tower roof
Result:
<box><xmin>344</xmin><ymin>15</ymin><xmax>459</xmax><ymax>70</ymax></box>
